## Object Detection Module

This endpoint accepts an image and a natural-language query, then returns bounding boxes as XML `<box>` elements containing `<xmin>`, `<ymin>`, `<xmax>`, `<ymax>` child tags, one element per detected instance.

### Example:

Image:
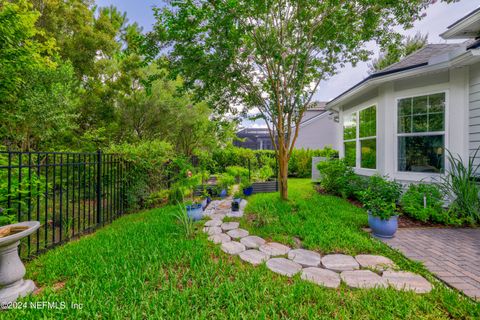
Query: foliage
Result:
<box><xmin>172</xmin><ymin>202</ymin><xmax>195</xmax><ymax>239</ymax></box>
<box><xmin>369</xmin><ymin>32</ymin><xmax>428</xmax><ymax>73</ymax></box>
<box><xmin>225</xmin><ymin>166</ymin><xmax>249</xmax><ymax>183</ymax></box>
<box><xmin>108</xmin><ymin>140</ymin><xmax>172</xmax><ymax>209</ymax></box>
<box><xmin>357</xmin><ymin>175</ymin><xmax>402</xmax><ymax>220</ymax></box>
<box><xmin>151</xmin><ymin>0</ymin><xmax>450</xmax><ymax>199</ymax></box>
<box><xmin>439</xmin><ymin>149</ymin><xmax>480</xmax><ymax>225</ymax></box>
<box><xmin>0</xmin><ymin>0</ymin><xmax>56</xmax><ymax>104</ymax></box>
<box><xmin>254</xmin><ymin>166</ymin><xmax>275</xmax><ymax>182</ymax></box>
<box><xmin>317</xmin><ymin>159</ymin><xmax>356</xmax><ymax>198</ymax></box>
<box><xmin>289</xmin><ymin>147</ymin><xmax>338</xmax><ymax>178</ymax></box>
<box><xmin>218</xmin><ymin>173</ymin><xmax>235</xmax><ymax>191</ymax></box>
<box><xmin>400</xmin><ymin>183</ymin><xmax>446</xmax><ymax>223</ymax></box>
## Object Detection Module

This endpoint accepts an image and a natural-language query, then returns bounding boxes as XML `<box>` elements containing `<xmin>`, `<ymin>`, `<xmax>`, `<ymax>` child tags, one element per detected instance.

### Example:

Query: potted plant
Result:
<box><xmin>231</xmin><ymin>192</ymin><xmax>243</xmax><ymax>211</ymax></box>
<box><xmin>241</xmin><ymin>180</ymin><xmax>253</xmax><ymax>196</ymax></box>
<box><xmin>185</xmin><ymin>201</ymin><xmax>203</xmax><ymax>221</ymax></box>
<box><xmin>218</xmin><ymin>173</ymin><xmax>234</xmax><ymax>198</ymax></box>
<box><xmin>358</xmin><ymin>175</ymin><xmax>402</xmax><ymax>238</ymax></box>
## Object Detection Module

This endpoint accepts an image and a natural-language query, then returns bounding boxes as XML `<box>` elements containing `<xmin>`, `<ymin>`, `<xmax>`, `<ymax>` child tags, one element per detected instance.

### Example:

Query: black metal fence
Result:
<box><xmin>0</xmin><ymin>150</ymin><xmax>131</xmax><ymax>258</ymax></box>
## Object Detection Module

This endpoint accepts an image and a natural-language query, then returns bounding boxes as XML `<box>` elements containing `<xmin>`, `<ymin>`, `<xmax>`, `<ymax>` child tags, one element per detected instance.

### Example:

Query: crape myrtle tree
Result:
<box><xmin>150</xmin><ymin>0</ymin><xmax>454</xmax><ymax>200</ymax></box>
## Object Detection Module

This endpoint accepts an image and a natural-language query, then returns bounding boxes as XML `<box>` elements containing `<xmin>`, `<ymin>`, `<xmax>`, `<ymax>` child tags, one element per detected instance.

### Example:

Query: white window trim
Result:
<box><xmin>342</xmin><ymin>103</ymin><xmax>378</xmax><ymax>171</ymax></box>
<box><xmin>393</xmin><ymin>89</ymin><xmax>449</xmax><ymax>180</ymax></box>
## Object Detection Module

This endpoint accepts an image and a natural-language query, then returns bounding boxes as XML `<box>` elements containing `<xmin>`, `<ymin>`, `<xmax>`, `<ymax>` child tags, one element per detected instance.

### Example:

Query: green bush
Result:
<box><xmin>440</xmin><ymin>149</ymin><xmax>480</xmax><ymax>225</ymax></box>
<box><xmin>357</xmin><ymin>175</ymin><xmax>402</xmax><ymax>220</ymax></box>
<box><xmin>400</xmin><ymin>183</ymin><xmax>446</xmax><ymax>223</ymax></box>
<box><xmin>317</xmin><ymin>159</ymin><xmax>356</xmax><ymax>198</ymax></box>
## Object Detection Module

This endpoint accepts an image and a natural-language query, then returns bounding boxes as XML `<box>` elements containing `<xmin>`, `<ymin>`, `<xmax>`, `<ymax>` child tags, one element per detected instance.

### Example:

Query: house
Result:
<box><xmin>293</xmin><ymin>101</ymin><xmax>340</xmax><ymax>150</ymax></box>
<box><xmin>326</xmin><ymin>8</ymin><xmax>480</xmax><ymax>183</ymax></box>
<box><xmin>234</xmin><ymin>128</ymin><xmax>275</xmax><ymax>150</ymax></box>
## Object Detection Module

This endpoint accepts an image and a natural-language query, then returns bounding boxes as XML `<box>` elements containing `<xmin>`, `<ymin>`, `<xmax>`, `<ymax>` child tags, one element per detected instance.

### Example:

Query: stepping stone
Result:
<box><xmin>240</xmin><ymin>199</ymin><xmax>247</xmax><ymax>209</ymax></box>
<box><xmin>355</xmin><ymin>254</ymin><xmax>395</xmax><ymax>270</ymax></box>
<box><xmin>208</xmin><ymin>233</ymin><xmax>231</xmax><ymax>244</ymax></box>
<box><xmin>210</xmin><ymin>213</ymin><xmax>225</xmax><ymax>221</ymax></box>
<box><xmin>227</xmin><ymin>211</ymin><xmax>243</xmax><ymax>218</ymax></box>
<box><xmin>382</xmin><ymin>271</ymin><xmax>432</xmax><ymax>293</ymax></box>
<box><xmin>321</xmin><ymin>254</ymin><xmax>359</xmax><ymax>272</ymax></box>
<box><xmin>239</xmin><ymin>249</ymin><xmax>269</xmax><ymax>266</ymax></box>
<box><xmin>288</xmin><ymin>249</ymin><xmax>321</xmax><ymax>267</ymax></box>
<box><xmin>301</xmin><ymin>267</ymin><xmax>341</xmax><ymax>288</ymax></box>
<box><xmin>227</xmin><ymin>228</ymin><xmax>249</xmax><ymax>239</ymax></box>
<box><xmin>221</xmin><ymin>222</ymin><xmax>239</xmax><ymax>231</ymax></box>
<box><xmin>259</xmin><ymin>242</ymin><xmax>291</xmax><ymax>256</ymax></box>
<box><xmin>204</xmin><ymin>219</ymin><xmax>222</xmax><ymax>227</ymax></box>
<box><xmin>340</xmin><ymin>270</ymin><xmax>387</xmax><ymax>289</ymax></box>
<box><xmin>240</xmin><ymin>236</ymin><xmax>266</xmax><ymax>249</ymax></box>
<box><xmin>221</xmin><ymin>241</ymin><xmax>246</xmax><ymax>255</ymax></box>
<box><xmin>266</xmin><ymin>258</ymin><xmax>302</xmax><ymax>277</ymax></box>
<box><xmin>203</xmin><ymin>226</ymin><xmax>222</xmax><ymax>235</ymax></box>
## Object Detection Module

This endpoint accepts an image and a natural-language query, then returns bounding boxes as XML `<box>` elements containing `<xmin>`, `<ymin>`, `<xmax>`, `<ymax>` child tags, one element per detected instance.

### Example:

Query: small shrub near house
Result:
<box><xmin>317</xmin><ymin>159</ymin><xmax>356</xmax><ymax>198</ymax></box>
<box><xmin>357</xmin><ymin>175</ymin><xmax>402</xmax><ymax>219</ymax></box>
<box><xmin>401</xmin><ymin>183</ymin><xmax>446</xmax><ymax>223</ymax></box>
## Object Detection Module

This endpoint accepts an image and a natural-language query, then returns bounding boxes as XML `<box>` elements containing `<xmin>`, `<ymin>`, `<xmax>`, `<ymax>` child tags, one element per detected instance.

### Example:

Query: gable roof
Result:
<box><xmin>441</xmin><ymin>7</ymin><xmax>480</xmax><ymax>39</ymax></box>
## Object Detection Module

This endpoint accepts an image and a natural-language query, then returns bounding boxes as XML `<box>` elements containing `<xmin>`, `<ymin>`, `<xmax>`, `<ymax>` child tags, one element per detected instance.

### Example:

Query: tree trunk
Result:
<box><xmin>277</xmin><ymin>134</ymin><xmax>289</xmax><ymax>200</ymax></box>
<box><xmin>279</xmin><ymin>153</ymin><xmax>288</xmax><ymax>200</ymax></box>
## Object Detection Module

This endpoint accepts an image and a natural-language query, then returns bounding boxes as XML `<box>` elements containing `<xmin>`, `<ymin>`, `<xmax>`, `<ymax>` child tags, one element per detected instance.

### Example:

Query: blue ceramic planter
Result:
<box><xmin>186</xmin><ymin>204</ymin><xmax>203</xmax><ymax>221</ymax></box>
<box><xmin>368</xmin><ymin>213</ymin><xmax>398</xmax><ymax>238</ymax></box>
<box><xmin>243</xmin><ymin>186</ymin><xmax>253</xmax><ymax>196</ymax></box>
<box><xmin>201</xmin><ymin>199</ymin><xmax>208</xmax><ymax>211</ymax></box>
<box><xmin>220</xmin><ymin>189</ymin><xmax>228</xmax><ymax>198</ymax></box>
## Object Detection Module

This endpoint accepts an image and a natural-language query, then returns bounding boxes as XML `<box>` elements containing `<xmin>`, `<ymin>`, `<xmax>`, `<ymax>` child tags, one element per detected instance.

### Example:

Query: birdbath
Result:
<box><xmin>0</xmin><ymin>221</ymin><xmax>40</xmax><ymax>305</ymax></box>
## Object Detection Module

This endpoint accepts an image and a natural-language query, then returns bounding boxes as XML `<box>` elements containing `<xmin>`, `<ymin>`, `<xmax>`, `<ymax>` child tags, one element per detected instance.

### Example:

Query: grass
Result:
<box><xmin>5</xmin><ymin>179</ymin><xmax>479</xmax><ymax>319</ymax></box>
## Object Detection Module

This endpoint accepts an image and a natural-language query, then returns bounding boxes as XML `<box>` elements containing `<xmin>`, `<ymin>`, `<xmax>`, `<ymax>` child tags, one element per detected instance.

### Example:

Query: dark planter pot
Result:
<box><xmin>219</xmin><ymin>189</ymin><xmax>227</xmax><ymax>198</ymax></box>
<box><xmin>186</xmin><ymin>204</ymin><xmax>203</xmax><ymax>221</ymax></box>
<box><xmin>231</xmin><ymin>198</ymin><xmax>242</xmax><ymax>212</ymax></box>
<box><xmin>368</xmin><ymin>213</ymin><xmax>398</xmax><ymax>238</ymax></box>
<box><xmin>243</xmin><ymin>186</ymin><xmax>253</xmax><ymax>196</ymax></box>
<box><xmin>206</xmin><ymin>196</ymin><xmax>212</xmax><ymax>204</ymax></box>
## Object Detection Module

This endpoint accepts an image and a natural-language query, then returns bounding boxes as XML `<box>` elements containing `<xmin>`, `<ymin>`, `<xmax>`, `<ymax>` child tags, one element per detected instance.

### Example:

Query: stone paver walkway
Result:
<box><xmin>201</xmin><ymin>197</ymin><xmax>434</xmax><ymax>294</ymax></box>
<box><xmin>381</xmin><ymin>228</ymin><xmax>480</xmax><ymax>300</ymax></box>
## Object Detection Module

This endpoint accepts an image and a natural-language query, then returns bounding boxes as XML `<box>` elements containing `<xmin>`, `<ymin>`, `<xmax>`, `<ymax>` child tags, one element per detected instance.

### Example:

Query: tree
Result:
<box><xmin>0</xmin><ymin>0</ymin><xmax>56</xmax><ymax>104</ymax></box>
<box><xmin>149</xmin><ymin>0</ymin><xmax>452</xmax><ymax>200</ymax></box>
<box><xmin>368</xmin><ymin>32</ymin><xmax>428</xmax><ymax>73</ymax></box>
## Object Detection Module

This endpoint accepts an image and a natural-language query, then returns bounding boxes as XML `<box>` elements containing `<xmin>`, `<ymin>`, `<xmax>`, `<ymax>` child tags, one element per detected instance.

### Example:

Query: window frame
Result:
<box><xmin>342</xmin><ymin>103</ymin><xmax>377</xmax><ymax>170</ymax></box>
<box><xmin>394</xmin><ymin>90</ymin><xmax>449</xmax><ymax>176</ymax></box>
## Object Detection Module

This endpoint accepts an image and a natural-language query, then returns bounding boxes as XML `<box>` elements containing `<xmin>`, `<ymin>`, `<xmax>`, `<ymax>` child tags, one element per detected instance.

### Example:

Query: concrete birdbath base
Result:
<box><xmin>0</xmin><ymin>221</ymin><xmax>40</xmax><ymax>305</ymax></box>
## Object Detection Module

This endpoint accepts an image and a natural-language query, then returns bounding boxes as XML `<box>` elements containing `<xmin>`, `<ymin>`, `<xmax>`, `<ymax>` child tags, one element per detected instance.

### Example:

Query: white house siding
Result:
<box><xmin>469</xmin><ymin>63</ymin><xmax>480</xmax><ymax>167</ymax></box>
<box><xmin>294</xmin><ymin>114</ymin><xmax>340</xmax><ymax>150</ymax></box>
<box><xmin>337</xmin><ymin>68</ymin><xmax>470</xmax><ymax>183</ymax></box>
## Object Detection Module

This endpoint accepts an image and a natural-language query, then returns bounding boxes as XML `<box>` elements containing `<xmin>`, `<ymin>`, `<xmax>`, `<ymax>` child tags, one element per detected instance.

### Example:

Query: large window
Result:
<box><xmin>397</xmin><ymin>92</ymin><xmax>445</xmax><ymax>173</ymax></box>
<box><xmin>343</xmin><ymin>105</ymin><xmax>376</xmax><ymax>169</ymax></box>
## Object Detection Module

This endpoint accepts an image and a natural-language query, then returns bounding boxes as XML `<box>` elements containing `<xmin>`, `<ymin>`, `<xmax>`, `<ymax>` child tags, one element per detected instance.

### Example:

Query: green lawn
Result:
<box><xmin>5</xmin><ymin>179</ymin><xmax>479</xmax><ymax>319</ymax></box>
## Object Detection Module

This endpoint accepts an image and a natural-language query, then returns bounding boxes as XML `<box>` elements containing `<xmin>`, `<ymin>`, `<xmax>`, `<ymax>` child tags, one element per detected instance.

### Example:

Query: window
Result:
<box><xmin>397</xmin><ymin>92</ymin><xmax>445</xmax><ymax>173</ymax></box>
<box><xmin>343</xmin><ymin>105</ymin><xmax>376</xmax><ymax>169</ymax></box>
<box><xmin>343</xmin><ymin>113</ymin><xmax>356</xmax><ymax>166</ymax></box>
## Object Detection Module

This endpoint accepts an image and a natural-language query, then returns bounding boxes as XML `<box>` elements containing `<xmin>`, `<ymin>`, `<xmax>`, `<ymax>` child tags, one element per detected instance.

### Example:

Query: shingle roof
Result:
<box><xmin>380</xmin><ymin>43</ymin><xmax>466</xmax><ymax>72</ymax></box>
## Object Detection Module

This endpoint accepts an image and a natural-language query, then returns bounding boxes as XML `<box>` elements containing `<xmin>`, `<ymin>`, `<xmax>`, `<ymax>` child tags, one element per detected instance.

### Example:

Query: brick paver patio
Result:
<box><xmin>381</xmin><ymin>228</ymin><xmax>480</xmax><ymax>300</ymax></box>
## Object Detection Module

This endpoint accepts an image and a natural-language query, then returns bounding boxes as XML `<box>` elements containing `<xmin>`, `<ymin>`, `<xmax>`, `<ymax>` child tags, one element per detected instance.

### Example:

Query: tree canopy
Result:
<box><xmin>149</xmin><ymin>0</ymin><xmax>453</xmax><ymax>199</ymax></box>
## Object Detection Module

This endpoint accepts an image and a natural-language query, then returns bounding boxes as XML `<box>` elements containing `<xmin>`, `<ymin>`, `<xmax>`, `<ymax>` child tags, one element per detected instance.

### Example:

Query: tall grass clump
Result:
<box><xmin>440</xmin><ymin>149</ymin><xmax>480</xmax><ymax>225</ymax></box>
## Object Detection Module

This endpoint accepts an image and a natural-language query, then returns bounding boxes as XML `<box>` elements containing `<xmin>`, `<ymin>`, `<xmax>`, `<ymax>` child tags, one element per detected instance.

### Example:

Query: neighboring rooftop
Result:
<box><xmin>441</xmin><ymin>7</ymin><xmax>480</xmax><ymax>39</ymax></box>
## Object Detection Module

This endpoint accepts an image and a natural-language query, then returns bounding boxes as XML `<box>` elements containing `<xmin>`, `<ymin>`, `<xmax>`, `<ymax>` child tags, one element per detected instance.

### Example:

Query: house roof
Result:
<box><xmin>381</xmin><ymin>44</ymin><xmax>466</xmax><ymax>72</ymax></box>
<box><xmin>327</xmin><ymin>41</ymin><xmax>477</xmax><ymax>108</ymax></box>
<box><xmin>441</xmin><ymin>7</ymin><xmax>480</xmax><ymax>39</ymax></box>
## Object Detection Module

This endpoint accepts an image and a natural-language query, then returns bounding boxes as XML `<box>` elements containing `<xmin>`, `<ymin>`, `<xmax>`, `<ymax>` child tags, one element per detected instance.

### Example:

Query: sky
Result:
<box><xmin>97</xmin><ymin>0</ymin><xmax>480</xmax><ymax>126</ymax></box>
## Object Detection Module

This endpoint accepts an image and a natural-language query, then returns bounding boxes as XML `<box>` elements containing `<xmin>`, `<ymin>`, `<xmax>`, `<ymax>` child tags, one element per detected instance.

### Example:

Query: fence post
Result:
<box><xmin>96</xmin><ymin>150</ymin><xmax>102</xmax><ymax>225</ymax></box>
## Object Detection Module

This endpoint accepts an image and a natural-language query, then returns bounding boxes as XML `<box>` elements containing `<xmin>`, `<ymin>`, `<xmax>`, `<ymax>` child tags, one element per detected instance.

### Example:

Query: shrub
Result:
<box><xmin>357</xmin><ymin>175</ymin><xmax>402</xmax><ymax>220</ymax></box>
<box><xmin>317</xmin><ymin>159</ymin><xmax>355</xmax><ymax>198</ymax></box>
<box><xmin>439</xmin><ymin>149</ymin><xmax>480</xmax><ymax>225</ymax></box>
<box><xmin>401</xmin><ymin>183</ymin><xmax>446</xmax><ymax>223</ymax></box>
<box><xmin>168</xmin><ymin>186</ymin><xmax>184</xmax><ymax>204</ymax></box>
<box><xmin>225</xmin><ymin>166</ymin><xmax>249</xmax><ymax>183</ymax></box>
